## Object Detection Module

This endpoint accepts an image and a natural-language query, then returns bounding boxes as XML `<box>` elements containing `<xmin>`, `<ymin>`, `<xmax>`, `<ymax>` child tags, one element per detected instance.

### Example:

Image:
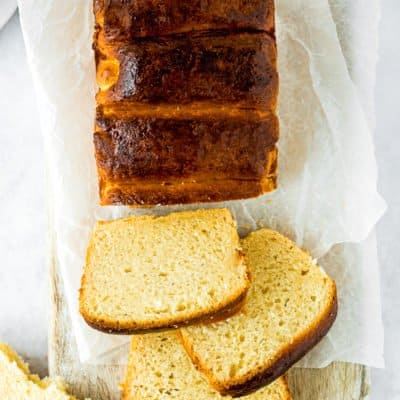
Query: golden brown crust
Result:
<box><xmin>95</xmin><ymin>31</ymin><xmax>278</xmax><ymax>108</ymax></box>
<box><xmin>280</xmin><ymin>375</ymin><xmax>293</xmax><ymax>400</ymax></box>
<box><xmin>94</xmin><ymin>108</ymin><xmax>279</xmax><ymax>205</ymax></box>
<box><xmin>98</xmin><ymin>172</ymin><xmax>277</xmax><ymax>206</ymax></box>
<box><xmin>95</xmin><ymin>112</ymin><xmax>278</xmax><ymax>181</ymax></box>
<box><xmin>93</xmin><ymin>1</ymin><xmax>279</xmax><ymax>206</ymax></box>
<box><xmin>79</xmin><ymin>273</ymin><xmax>250</xmax><ymax>334</ymax></box>
<box><xmin>96</xmin><ymin>0</ymin><xmax>275</xmax><ymax>40</ymax></box>
<box><xmin>180</xmin><ymin>282</ymin><xmax>338</xmax><ymax>397</ymax></box>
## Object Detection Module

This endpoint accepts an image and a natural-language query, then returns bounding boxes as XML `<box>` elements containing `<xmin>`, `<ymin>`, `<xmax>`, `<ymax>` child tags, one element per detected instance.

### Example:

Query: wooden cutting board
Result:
<box><xmin>49</xmin><ymin>251</ymin><xmax>371</xmax><ymax>400</ymax></box>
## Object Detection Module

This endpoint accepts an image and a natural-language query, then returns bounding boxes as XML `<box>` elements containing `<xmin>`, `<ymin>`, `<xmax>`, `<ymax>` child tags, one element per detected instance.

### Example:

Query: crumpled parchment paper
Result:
<box><xmin>18</xmin><ymin>0</ymin><xmax>386</xmax><ymax>367</ymax></box>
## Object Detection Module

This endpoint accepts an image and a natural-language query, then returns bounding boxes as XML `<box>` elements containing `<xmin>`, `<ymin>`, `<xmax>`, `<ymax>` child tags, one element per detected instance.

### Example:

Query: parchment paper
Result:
<box><xmin>18</xmin><ymin>0</ymin><xmax>386</xmax><ymax>367</ymax></box>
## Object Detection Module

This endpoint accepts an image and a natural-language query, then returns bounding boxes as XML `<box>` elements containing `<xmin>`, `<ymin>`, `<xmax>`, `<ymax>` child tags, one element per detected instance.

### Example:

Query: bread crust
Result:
<box><xmin>180</xmin><ymin>282</ymin><xmax>337</xmax><ymax>397</ymax></box>
<box><xmin>98</xmin><ymin>169</ymin><xmax>277</xmax><ymax>206</ymax></box>
<box><xmin>96</xmin><ymin>0</ymin><xmax>275</xmax><ymax>40</ymax></box>
<box><xmin>94</xmin><ymin>111</ymin><xmax>279</xmax><ymax>181</ymax></box>
<box><xmin>95</xmin><ymin>31</ymin><xmax>278</xmax><ymax>108</ymax></box>
<box><xmin>79</xmin><ymin>278</ymin><xmax>250</xmax><ymax>334</ymax></box>
<box><xmin>280</xmin><ymin>375</ymin><xmax>293</xmax><ymax>400</ymax></box>
<box><xmin>93</xmin><ymin>1</ymin><xmax>279</xmax><ymax>206</ymax></box>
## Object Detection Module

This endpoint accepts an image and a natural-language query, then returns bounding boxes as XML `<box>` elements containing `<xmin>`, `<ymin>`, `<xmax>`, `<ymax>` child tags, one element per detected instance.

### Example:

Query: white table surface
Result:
<box><xmin>0</xmin><ymin>2</ymin><xmax>398</xmax><ymax>398</ymax></box>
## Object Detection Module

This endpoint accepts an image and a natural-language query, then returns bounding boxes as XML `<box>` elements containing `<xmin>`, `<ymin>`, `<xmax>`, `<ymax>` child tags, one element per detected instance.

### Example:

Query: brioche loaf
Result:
<box><xmin>122</xmin><ymin>332</ymin><xmax>292</xmax><ymax>400</ymax></box>
<box><xmin>79</xmin><ymin>209</ymin><xmax>250</xmax><ymax>333</ymax></box>
<box><xmin>180</xmin><ymin>229</ymin><xmax>337</xmax><ymax>397</ymax></box>
<box><xmin>0</xmin><ymin>343</ymin><xmax>80</xmax><ymax>400</ymax></box>
<box><xmin>93</xmin><ymin>0</ymin><xmax>279</xmax><ymax>206</ymax></box>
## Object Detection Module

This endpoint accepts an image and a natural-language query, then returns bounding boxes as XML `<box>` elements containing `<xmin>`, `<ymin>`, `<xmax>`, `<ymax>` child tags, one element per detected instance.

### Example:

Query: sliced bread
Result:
<box><xmin>0</xmin><ymin>343</ymin><xmax>79</xmax><ymax>400</ymax></box>
<box><xmin>79</xmin><ymin>208</ymin><xmax>250</xmax><ymax>333</ymax></box>
<box><xmin>121</xmin><ymin>332</ymin><xmax>292</xmax><ymax>400</ymax></box>
<box><xmin>180</xmin><ymin>228</ymin><xmax>337</xmax><ymax>397</ymax></box>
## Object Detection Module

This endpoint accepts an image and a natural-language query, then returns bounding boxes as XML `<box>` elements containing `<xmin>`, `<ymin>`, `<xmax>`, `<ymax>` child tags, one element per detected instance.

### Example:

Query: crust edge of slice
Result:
<box><xmin>278</xmin><ymin>375</ymin><xmax>294</xmax><ymax>400</ymax></box>
<box><xmin>79</xmin><ymin>276</ymin><xmax>250</xmax><ymax>334</ymax></box>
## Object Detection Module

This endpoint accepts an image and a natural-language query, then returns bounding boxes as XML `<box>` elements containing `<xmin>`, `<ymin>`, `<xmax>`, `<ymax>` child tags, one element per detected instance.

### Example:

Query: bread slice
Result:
<box><xmin>79</xmin><ymin>208</ymin><xmax>250</xmax><ymax>333</ymax></box>
<box><xmin>0</xmin><ymin>343</ymin><xmax>80</xmax><ymax>400</ymax></box>
<box><xmin>180</xmin><ymin>229</ymin><xmax>337</xmax><ymax>397</ymax></box>
<box><xmin>121</xmin><ymin>332</ymin><xmax>292</xmax><ymax>400</ymax></box>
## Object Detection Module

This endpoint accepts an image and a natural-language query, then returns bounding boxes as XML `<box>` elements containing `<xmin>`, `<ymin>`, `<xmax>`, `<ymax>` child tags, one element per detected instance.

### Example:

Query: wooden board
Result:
<box><xmin>49</xmin><ymin>251</ymin><xmax>371</xmax><ymax>400</ymax></box>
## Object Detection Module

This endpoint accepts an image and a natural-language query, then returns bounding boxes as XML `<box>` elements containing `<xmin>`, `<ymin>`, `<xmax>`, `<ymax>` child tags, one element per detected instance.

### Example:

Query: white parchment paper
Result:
<box><xmin>18</xmin><ymin>0</ymin><xmax>386</xmax><ymax>367</ymax></box>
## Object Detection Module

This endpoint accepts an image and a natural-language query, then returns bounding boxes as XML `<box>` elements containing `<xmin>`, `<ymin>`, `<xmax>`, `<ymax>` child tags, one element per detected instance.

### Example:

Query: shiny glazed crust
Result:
<box><xmin>95</xmin><ymin>112</ymin><xmax>278</xmax><ymax>181</ymax></box>
<box><xmin>95</xmin><ymin>31</ymin><xmax>278</xmax><ymax>108</ymax></box>
<box><xmin>96</xmin><ymin>0</ymin><xmax>275</xmax><ymax>39</ymax></box>
<box><xmin>93</xmin><ymin>0</ymin><xmax>279</xmax><ymax>206</ymax></box>
<box><xmin>95</xmin><ymin>110</ymin><xmax>278</xmax><ymax>205</ymax></box>
<box><xmin>98</xmin><ymin>173</ymin><xmax>277</xmax><ymax>206</ymax></box>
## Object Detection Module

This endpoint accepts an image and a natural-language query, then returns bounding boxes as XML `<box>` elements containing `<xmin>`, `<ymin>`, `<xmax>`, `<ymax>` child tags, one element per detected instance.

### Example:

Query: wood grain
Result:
<box><xmin>49</xmin><ymin>250</ymin><xmax>370</xmax><ymax>400</ymax></box>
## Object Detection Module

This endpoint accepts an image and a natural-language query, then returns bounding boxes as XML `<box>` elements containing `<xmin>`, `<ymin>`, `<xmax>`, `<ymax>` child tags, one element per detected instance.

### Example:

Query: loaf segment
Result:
<box><xmin>95</xmin><ymin>109</ymin><xmax>278</xmax><ymax>205</ymax></box>
<box><xmin>96</xmin><ymin>0</ymin><xmax>275</xmax><ymax>40</ymax></box>
<box><xmin>96</xmin><ymin>32</ymin><xmax>278</xmax><ymax>108</ymax></box>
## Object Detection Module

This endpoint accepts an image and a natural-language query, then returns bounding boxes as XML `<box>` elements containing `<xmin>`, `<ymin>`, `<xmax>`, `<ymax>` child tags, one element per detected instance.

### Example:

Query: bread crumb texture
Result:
<box><xmin>0</xmin><ymin>343</ymin><xmax>80</xmax><ymax>400</ymax></box>
<box><xmin>122</xmin><ymin>332</ymin><xmax>291</xmax><ymax>400</ymax></box>
<box><xmin>79</xmin><ymin>208</ymin><xmax>250</xmax><ymax>332</ymax></box>
<box><xmin>180</xmin><ymin>228</ymin><xmax>337</xmax><ymax>395</ymax></box>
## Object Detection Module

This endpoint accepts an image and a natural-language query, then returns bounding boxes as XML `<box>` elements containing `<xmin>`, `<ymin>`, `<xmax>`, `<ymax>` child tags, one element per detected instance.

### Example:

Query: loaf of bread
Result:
<box><xmin>180</xmin><ymin>229</ymin><xmax>337</xmax><ymax>397</ymax></box>
<box><xmin>0</xmin><ymin>343</ymin><xmax>80</xmax><ymax>400</ymax></box>
<box><xmin>93</xmin><ymin>0</ymin><xmax>279</xmax><ymax>205</ymax></box>
<box><xmin>122</xmin><ymin>332</ymin><xmax>292</xmax><ymax>400</ymax></box>
<box><xmin>79</xmin><ymin>209</ymin><xmax>250</xmax><ymax>333</ymax></box>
